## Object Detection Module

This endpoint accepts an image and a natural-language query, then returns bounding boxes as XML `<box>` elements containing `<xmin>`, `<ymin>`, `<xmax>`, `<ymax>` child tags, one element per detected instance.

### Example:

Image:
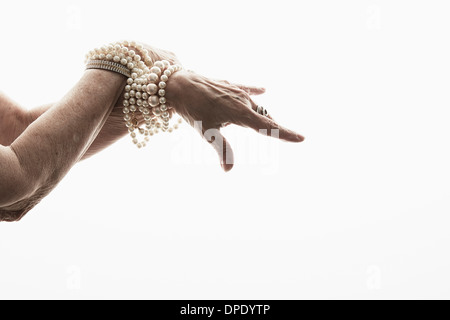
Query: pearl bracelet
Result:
<box><xmin>85</xmin><ymin>41</ymin><xmax>183</xmax><ymax>148</ymax></box>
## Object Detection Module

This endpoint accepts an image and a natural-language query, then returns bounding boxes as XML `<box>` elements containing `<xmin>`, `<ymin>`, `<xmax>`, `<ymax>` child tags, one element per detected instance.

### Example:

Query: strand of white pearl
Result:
<box><xmin>86</xmin><ymin>42</ymin><xmax>151</xmax><ymax>148</ymax></box>
<box><xmin>146</xmin><ymin>61</ymin><xmax>182</xmax><ymax>134</ymax></box>
<box><xmin>86</xmin><ymin>41</ymin><xmax>183</xmax><ymax>148</ymax></box>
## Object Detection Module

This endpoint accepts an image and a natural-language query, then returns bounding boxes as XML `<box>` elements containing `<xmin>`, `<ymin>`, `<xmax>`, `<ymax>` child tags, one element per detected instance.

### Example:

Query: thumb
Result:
<box><xmin>203</xmin><ymin>128</ymin><xmax>234</xmax><ymax>172</ymax></box>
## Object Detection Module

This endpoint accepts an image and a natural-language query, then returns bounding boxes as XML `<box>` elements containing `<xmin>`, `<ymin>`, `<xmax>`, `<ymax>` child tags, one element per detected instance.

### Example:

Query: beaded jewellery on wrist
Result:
<box><xmin>85</xmin><ymin>41</ymin><xmax>183</xmax><ymax>148</ymax></box>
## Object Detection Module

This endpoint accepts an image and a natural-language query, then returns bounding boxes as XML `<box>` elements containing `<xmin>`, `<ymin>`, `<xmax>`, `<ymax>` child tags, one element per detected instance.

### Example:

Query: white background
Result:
<box><xmin>0</xmin><ymin>0</ymin><xmax>449</xmax><ymax>299</ymax></box>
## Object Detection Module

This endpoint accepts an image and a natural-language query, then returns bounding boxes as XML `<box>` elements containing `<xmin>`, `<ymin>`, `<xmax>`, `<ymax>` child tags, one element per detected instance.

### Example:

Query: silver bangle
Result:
<box><xmin>86</xmin><ymin>60</ymin><xmax>132</xmax><ymax>78</ymax></box>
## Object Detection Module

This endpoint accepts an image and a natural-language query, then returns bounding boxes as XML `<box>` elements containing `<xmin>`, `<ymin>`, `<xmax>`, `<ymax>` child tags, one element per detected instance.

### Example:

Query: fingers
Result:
<box><xmin>240</xmin><ymin>109</ymin><xmax>305</xmax><ymax>143</ymax></box>
<box><xmin>233</xmin><ymin>84</ymin><xmax>266</xmax><ymax>96</ymax></box>
<box><xmin>216</xmin><ymin>80</ymin><xmax>265</xmax><ymax>96</ymax></box>
<box><xmin>247</xmin><ymin>99</ymin><xmax>275</xmax><ymax>121</ymax></box>
<box><xmin>203</xmin><ymin>126</ymin><xmax>234</xmax><ymax>172</ymax></box>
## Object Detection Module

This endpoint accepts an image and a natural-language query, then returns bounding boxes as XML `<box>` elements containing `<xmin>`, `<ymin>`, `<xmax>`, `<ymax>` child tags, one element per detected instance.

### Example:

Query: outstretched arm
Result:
<box><xmin>0</xmin><ymin>69</ymin><xmax>126</xmax><ymax>221</ymax></box>
<box><xmin>0</xmin><ymin>42</ymin><xmax>304</xmax><ymax>222</ymax></box>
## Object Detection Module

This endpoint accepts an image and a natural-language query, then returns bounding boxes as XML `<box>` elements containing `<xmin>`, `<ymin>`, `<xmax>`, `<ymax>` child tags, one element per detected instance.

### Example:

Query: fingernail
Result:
<box><xmin>297</xmin><ymin>135</ymin><xmax>305</xmax><ymax>142</ymax></box>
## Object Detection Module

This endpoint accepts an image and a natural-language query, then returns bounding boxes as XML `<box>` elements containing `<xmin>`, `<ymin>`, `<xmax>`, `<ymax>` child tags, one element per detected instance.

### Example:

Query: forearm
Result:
<box><xmin>10</xmin><ymin>70</ymin><xmax>125</xmax><ymax>201</ymax></box>
<box><xmin>26</xmin><ymin>100</ymin><xmax>129</xmax><ymax>161</ymax></box>
<box><xmin>24</xmin><ymin>44</ymin><xmax>181</xmax><ymax>160</ymax></box>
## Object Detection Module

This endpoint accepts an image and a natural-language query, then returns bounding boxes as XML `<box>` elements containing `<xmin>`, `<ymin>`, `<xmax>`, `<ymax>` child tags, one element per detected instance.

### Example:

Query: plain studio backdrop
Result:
<box><xmin>0</xmin><ymin>0</ymin><xmax>449</xmax><ymax>300</ymax></box>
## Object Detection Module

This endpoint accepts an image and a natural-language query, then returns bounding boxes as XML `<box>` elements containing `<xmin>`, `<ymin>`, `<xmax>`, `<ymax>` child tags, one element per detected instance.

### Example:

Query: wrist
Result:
<box><xmin>164</xmin><ymin>69</ymin><xmax>189</xmax><ymax>111</ymax></box>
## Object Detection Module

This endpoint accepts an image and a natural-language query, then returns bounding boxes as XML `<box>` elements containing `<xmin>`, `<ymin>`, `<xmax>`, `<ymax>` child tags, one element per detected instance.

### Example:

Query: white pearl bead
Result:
<box><xmin>152</xmin><ymin>107</ymin><xmax>161</xmax><ymax>116</ymax></box>
<box><xmin>174</xmin><ymin>124</ymin><xmax>179</xmax><ymax>129</ymax></box>
<box><xmin>178</xmin><ymin>118</ymin><xmax>183</xmax><ymax>124</ymax></box>
<box><xmin>130</xmin><ymin>105</ymin><xmax>137</xmax><ymax>112</ymax></box>
<box><xmin>149</xmin><ymin>95</ymin><xmax>160</xmax><ymax>107</ymax></box>
<box><xmin>168</xmin><ymin>127</ymin><xmax>174</xmax><ymax>133</ymax></box>
<box><xmin>137</xmin><ymin>99</ymin><xmax>143</xmax><ymax>106</ymax></box>
<box><xmin>145</xmin><ymin>137</ymin><xmax>150</xmax><ymax>142</ymax></box>
<box><xmin>142</xmin><ymin>93</ymin><xmax>148</xmax><ymax>100</ymax></box>
<box><xmin>133</xmin><ymin>138</ymin><xmax>138</xmax><ymax>144</ymax></box>
<box><xmin>158</xmin><ymin>89</ymin><xmax>166</xmax><ymax>97</ymax></box>
<box><xmin>127</xmin><ymin>78</ymin><xmax>133</xmax><ymax>85</ymax></box>
<box><xmin>136</xmin><ymin>92</ymin><xmax>142</xmax><ymax>99</ymax></box>
<box><xmin>144</xmin><ymin>115</ymin><xmax>151</xmax><ymax>121</ymax></box>
<box><xmin>134</xmin><ymin>55</ymin><xmax>141</xmax><ymax>62</ymax></box>
<box><xmin>159</xmin><ymin>82</ymin><xmax>166</xmax><ymax>89</ymax></box>
<box><xmin>128</xmin><ymin>127</ymin><xmax>135</xmax><ymax>133</ymax></box>
<box><xmin>129</xmin><ymin>90</ymin><xmax>136</xmax><ymax>97</ymax></box>
<box><xmin>127</xmin><ymin>62</ymin><xmax>135</xmax><ymax>69</ymax></box>
<box><xmin>162</xmin><ymin>60</ymin><xmax>170</xmax><ymax>68</ymax></box>
<box><xmin>154</xmin><ymin>61</ymin><xmax>165</xmax><ymax>69</ymax></box>
<box><xmin>161</xmin><ymin>75</ymin><xmax>169</xmax><ymax>82</ymax></box>
<box><xmin>124</xmin><ymin>93</ymin><xmax>130</xmax><ymax>100</ymax></box>
<box><xmin>113</xmin><ymin>56</ymin><xmax>121</xmax><ymax>63</ymax></box>
<box><xmin>123</xmin><ymin>107</ymin><xmax>130</xmax><ymax>114</ymax></box>
<box><xmin>129</xmin><ymin>98</ymin><xmax>136</xmax><ymax>105</ymax></box>
<box><xmin>99</xmin><ymin>54</ymin><xmax>106</xmax><ymax>60</ymax></box>
<box><xmin>143</xmin><ymin>108</ymin><xmax>150</xmax><ymax>115</ymax></box>
<box><xmin>125</xmin><ymin>85</ymin><xmax>131</xmax><ymax>92</ymax></box>
<box><xmin>131</xmin><ymin>73</ymin><xmax>138</xmax><ymax>79</ymax></box>
<box><xmin>129</xmin><ymin>50</ymin><xmax>136</xmax><ymax>57</ymax></box>
<box><xmin>130</xmin><ymin>132</ymin><xmax>137</xmax><ymax>138</ymax></box>
<box><xmin>106</xmin><ymin>54</ymin><xmax>113</xmax><ymax>60</ymax></box>
<box><xmin>150</xmin><ymin>66</ymin><xmax>162</xmax><ymax>76</ymax></box>
<box><xmin>159</xmin><ymin>97</ymin><xmax>167</xmax><ymax>104</ymax></box>
<box><xmin>162</xmin><ymin>111</ymin><xmax>169</xmax><ymax>117</ymax></box>
<box><xmin>148</xmin><ymin>73</ymin><xmax>159</xmax><ymax>83</ymax></box>
<box><xmin>124</xmin><ymin>114</ymin><xmax>131</xmax><ymax>121</ymax></box>
<box><xmin>137</xmin><ymin>84</ymin><xmax>142</xmax><ymax>91</ymax></box>
<box><xmin>131</xmin><ymin>83</ymin><xmax>137</xmax><ymax>90</ymax></box>
<box><xmin>147</xmin><ymin>84</ymin><xmax>158</xmax><ymax>95</ymax></box>
<box><xmin>164</xmin><ymin>70</ymin><xmax>172</xmax><ymax>77</ymax></box>
<box><xmin>121</xmin><ymin>58</ymin><xmax>128</xmax><ymax>65</ymax></box>
<box><xmin>160</xmin><ymin>104</ymin><xmax>167</xmax><ymax>111</ymax></box>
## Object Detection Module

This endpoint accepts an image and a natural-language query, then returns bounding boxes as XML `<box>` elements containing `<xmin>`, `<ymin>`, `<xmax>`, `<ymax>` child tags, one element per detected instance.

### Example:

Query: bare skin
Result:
<box><xmin>0</xmin><ymin>44</ymin><xmax>304</xmax><ymax>222</ymax></box>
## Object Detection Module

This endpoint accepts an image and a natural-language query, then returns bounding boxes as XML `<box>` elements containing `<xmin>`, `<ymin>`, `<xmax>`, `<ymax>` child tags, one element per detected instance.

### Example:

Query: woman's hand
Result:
<box><xmin>166</xmin><ymin>70</ymin><xmax>305</xmax><ymax>172</ymax></box>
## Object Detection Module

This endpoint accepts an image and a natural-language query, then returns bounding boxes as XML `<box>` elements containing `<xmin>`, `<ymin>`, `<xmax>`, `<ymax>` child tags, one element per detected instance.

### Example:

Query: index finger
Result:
<box><xmin>238</xmin><ymin>108</ymin><xmax>305</xmax><ymax>142</ymax></box>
